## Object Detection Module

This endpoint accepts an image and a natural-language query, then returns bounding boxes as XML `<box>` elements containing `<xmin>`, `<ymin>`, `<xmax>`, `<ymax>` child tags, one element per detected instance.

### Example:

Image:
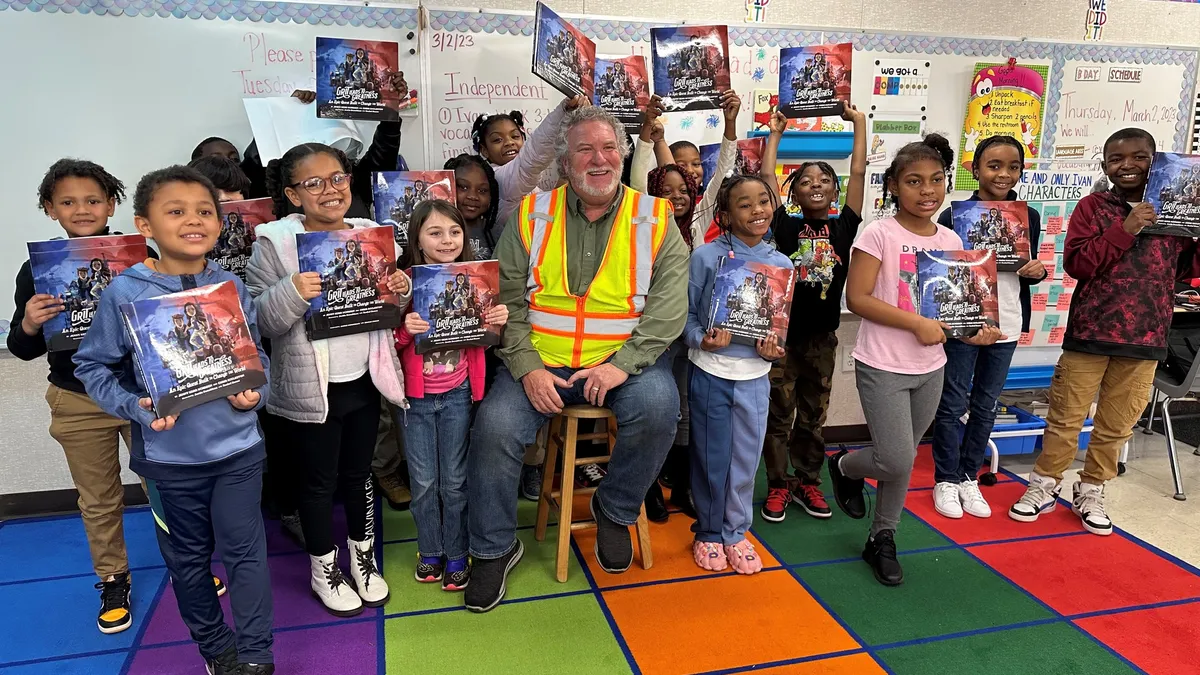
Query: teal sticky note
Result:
<box><xmin>1055</xmin><ymin>233</ymin><xmax>1066</xmax><ymax>252</ymax></box>
<box><xmin>1043</xmin><ymin>205</ymin><xmax>1061</xmax><ymax>219</ymax></box>
<box><xmin>1041</xmin><ymin>314</ymin><xmax>1060</xmax><ymax>332</ymax></box>
<box><xmin>1048</xmin><ymin>285</ymin><xmax>1062</xmax><ymax>304</ymax></box>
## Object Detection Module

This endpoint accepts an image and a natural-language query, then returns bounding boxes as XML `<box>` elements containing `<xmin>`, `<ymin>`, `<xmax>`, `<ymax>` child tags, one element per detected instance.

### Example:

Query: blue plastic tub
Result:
<box><xmin>987</xmin><ymin>405</ymin><xmax>1047</xmax><ymax>455</ymax></box>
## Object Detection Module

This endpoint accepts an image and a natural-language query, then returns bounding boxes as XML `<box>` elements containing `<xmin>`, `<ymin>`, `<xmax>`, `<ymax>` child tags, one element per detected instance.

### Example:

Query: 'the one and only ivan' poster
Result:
<box><xmin>650</xmin><ymin>25</ymin><xmax>731</xmax><ymax>112</ymax></box>
<box><xmin>778</xmin><ymin>44</ymin><xmax>853</xmax><ymax>119</ymax></box>
<box><xmin>296</xmin><ymin>226</ymin><xmax>403</xmax><ymax>339</ymax></box>
<box><xmin>120</xmin><ymin>281</ymin><xmax>266</xmax><ymax>418</ymax></box>
<box><xmin>28</xmin><ymin>234</ymin><xmax>148</xmax><ymax>351</ymax></box>
<box><xmin>316</xmin><ymin>37</ymin><xmax>402</xmax><ymax>121</ymax></box>
<box><xmin>410</xmin><ymin>260</ymin><xmax>501</xmax><ymax>354</ymax></box>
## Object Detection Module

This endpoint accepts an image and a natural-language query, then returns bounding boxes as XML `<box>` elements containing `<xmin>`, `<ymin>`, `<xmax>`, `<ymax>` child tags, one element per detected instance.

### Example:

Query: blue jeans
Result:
<box><xmin>931</xmin><ymin>339</ymin><xmax>1018</xmax><ymax>484</ymax></box>
<box><xmin>468</xmin><ymin>353</ymin><xmax>679</xmax><ymax>559</ymax></box>
<box><xmin>399</xmin><ymin>380</ymin><xmax>472</xmax><ymax>561</ymax></box>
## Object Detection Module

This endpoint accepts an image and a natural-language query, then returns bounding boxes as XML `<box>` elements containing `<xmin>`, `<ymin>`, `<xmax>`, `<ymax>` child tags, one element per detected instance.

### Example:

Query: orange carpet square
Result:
<box><xmin>747</xmin><ymin>653</ymin><xmax>887</xmax><ymax>674</ymax></box>
<box><xmin>971</xmin><ymin>534</ymin><xmax>1200</xmax><ymax>615</ymax></box>
<box><xmin>904</xmin><ymin>480</ymin><xmax>1084</xmax><ymax>545</ymax></box>
<box><xmin>1075</xmin><ymin>600</ymin><xmax>1200</xmax><ymax>674</ymax></box>
<box><xmin>602</xmin><ymin>570</ymin><xmax>859</xmax><ymax>675</ymax></box>
<box><xmin>575</xmin><ymin>515</ymin><xmax>778</xmax><ymax>588</ymax></box>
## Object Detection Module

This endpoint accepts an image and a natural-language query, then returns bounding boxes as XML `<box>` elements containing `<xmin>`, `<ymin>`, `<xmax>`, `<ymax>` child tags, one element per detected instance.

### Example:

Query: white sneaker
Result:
<box><xmin>1072</xmin><ymin>482</ymin><xmax>1113</xmax><ymax>536</ymax></box>
<box><xmin>957</xmin><ymin>479</ymin><xmax>992</xmax><ymax>518</ymax></box>
<box><xmin>310</xmin><ymin>548</ymin><xmax>363</xmax><ymax>617</ymax></box>
<box><xmin>1008</xmin><ymin>473</ymin><xmax>1061</xmax><ymax>522</ymax></box>
<box><xmin>348</xmin><ymin>537</ymin><xmax>390</xmax><ymax>607</ymax></box>
<box><xmin>933</xmin><ymin>482</ymin><xmax>963</xmax><ymax>519</ymax></box>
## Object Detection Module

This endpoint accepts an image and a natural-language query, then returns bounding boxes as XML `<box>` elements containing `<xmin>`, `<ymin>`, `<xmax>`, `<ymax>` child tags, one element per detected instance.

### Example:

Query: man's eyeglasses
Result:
<box><xmin>290</xmin><ymin>172</ymin><xmax>352</xmax><ymax>195</ymax></box>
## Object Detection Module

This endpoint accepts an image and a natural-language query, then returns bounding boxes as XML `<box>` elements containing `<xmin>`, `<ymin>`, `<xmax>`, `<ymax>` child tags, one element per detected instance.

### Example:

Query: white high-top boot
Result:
<box><xmin>310</xmin><ymin>548</ymin><xmax>363</xmax><ymax>617</ymax></box>
<box><xmin>348</xmin><ymin>537</ymin><xmax>390</xmax><ymax>607</ymax></box>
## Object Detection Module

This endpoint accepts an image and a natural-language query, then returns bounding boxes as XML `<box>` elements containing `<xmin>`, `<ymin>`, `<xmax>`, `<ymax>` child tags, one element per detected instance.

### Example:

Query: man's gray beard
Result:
<box><xmin>569</xmin><ymin>167</ymin><xmax>620</xmax><ymax>199</ymax></box>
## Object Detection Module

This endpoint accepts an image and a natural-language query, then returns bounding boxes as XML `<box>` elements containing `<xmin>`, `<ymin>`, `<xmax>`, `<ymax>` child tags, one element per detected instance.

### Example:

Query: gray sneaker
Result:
<box><xmin>520</xmin><ymin>463</ymin><xmax>543</xmax><ymax>501</ymax></box>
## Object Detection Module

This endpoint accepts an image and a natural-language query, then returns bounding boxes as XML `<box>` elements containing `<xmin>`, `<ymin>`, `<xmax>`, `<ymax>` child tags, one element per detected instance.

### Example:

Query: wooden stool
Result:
<box><xmin>533</xmin><ymin>404</ymin><xmax>653</xmax><ymax>582</ymax></box>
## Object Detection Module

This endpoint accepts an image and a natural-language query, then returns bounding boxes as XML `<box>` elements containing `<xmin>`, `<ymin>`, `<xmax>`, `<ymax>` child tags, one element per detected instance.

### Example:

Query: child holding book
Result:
<box><xmin>73</xmin><ymin>166</ymin><xmax>274</xmax><ymax>674</ymax></box>
<box><xmin>1010</xmin><ymin>128</ymin><xmax>1198</xmax><ymax>535</ymax></box>
<box><xmin>394</xmin><ymin>201</ymin><xmax>508</xmax><ymax>590</ymax></box>
<box><xmin>685</xmin><ymin>175</ymin><xmax>789</xmax><ymax>574</ymax></box>
<box><xmin>932</xmin><ymin>135</ymin><xmax>1047</xmax><ymax>520</ymax></box>
<box><xmin>838</xmin><ymin>136</ymin><xmax>1002</xmax><ymax>586</ymax></box>
<box><xmin>245</xmin><ymin>143</ymin><xmax>411</xmax><ymax>617</ymax></box>
<box><xmin>8</xmin><ymin>159</ymin><xmax>145</xmax><ymax>635</ymax></box>
<box><xmin>757</xmin><ymin>104</ymin><xmax>866</xmax><ymax>524</ymax></box>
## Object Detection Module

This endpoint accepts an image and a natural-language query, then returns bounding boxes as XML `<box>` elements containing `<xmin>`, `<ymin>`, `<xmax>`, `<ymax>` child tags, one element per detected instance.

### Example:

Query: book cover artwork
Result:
<box><xmin>916</xmin><ymin>249</ymin><xmax>999</xmax><ymax>338</ymax></box>
<box><xmin>532</xmin><ymin>3</ymin><xmax>596</xmax><ymax>100</ymax></box>
<box><xmin>296</xmin><ymin>226</ymin><xmax>402</xmax><ymax>340</ymax></box>
<box><xmin>315</xmin><ymin>37</ymin><xmax>401</xmax><ymax>121</ymax></box>
<box><xmin>410</xmin><ymin>260</ymin><xmax>501</xmax><ymax>355</ymax></box>
<box><xmin>120</xmin><ymin>281</ymin><xmax>266</xmax><ymax>418</ymax></box>
<box><xmin>950</xmin><ymin>200</ymin><xmax>1031</xmax><ymax>272</ymax></box>
<box><xmin>208</xmin><ymin>198</ymin><xmax>275</xmax><ymax>281</ymax></box>
<box><xmin>651</xmin><ymin>25</ymin><xmax>731</xmax><ymax>112</ymax></box>
<box><xmin>28</xmin><ymin>234</ymin><xmax>148</xmax><ymax>352</ymax></box>
<box><xmin>372</xmin><ymin>171</ymin><xmax>457</xmax><ymax>257</ymax></box>
<box><xmin>707</xmin><ymin>257</ymin><xmax>796</xmax><ymax>345</ymax></box>
<box><xmin>1144</xmin><ymin>152</ymin><xmax>1200</xmax><ymax>237</ymax></box>
<box><xmin>898</xmin><ymin>253</ymin><xmax>918</xmax><ymax>313</ymax></box>
<box><xmin>778</xmin><ymin>44</ymin><xmax>853</xmax><ymax>119</ymax></box>
<box><xmin>593</xmin><ymin>55</ymin><xmax>651</xmax><ymax>134</ymax></box>
<box><xmin>699</xmin><ymin>139</ymin><xmax>765</xmax><ymax>192</ymax></box>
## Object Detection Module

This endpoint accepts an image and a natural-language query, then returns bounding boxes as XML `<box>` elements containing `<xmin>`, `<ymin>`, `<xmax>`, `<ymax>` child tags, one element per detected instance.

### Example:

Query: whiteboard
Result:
<box><xmin>0</xmin><ymin>2</ymin><xmax>423</xmax><ymax>340</ymax></box>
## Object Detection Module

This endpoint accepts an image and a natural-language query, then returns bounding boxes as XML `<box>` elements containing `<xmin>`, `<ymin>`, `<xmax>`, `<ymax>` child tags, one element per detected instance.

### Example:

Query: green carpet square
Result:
<box><xmin>797</xmin><ymin>549</ymin><xmax>1053</xmax><ymax>645</ymax></box>
<box><xmin>382</xmin><ymin>541</ymin><xmax>462</xmax><ymax>614</ymax></box>
<box><xmin>753</xmin><ymin>510</ymin><xmax>948</xmax><ymax>566</ymax></box>
<box><xmin>382</xmin><ymin>498</ymin><xmax>551</xmax><ymax>544</ymax></box>
<box><xmin>384</xmin><ymin>594</ymin><xmax>631</xmax><ymax>675</ymax></box>
<box><xmin>879</xmin><ymin>623</ymin><xmax>1134</xmax><ymax>674</ymax></box>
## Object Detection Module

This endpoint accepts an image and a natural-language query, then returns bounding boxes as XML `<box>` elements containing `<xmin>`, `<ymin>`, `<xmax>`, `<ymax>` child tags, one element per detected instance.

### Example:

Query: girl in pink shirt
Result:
<box><xmin>394</xmin><ymin>201</ymin><xmax>508</xmax><ymax>592</ymax></box>
<box><xmin>830</xmin><ymin>134</ymin><xmax>1002</xmax><ymax>587</ymax></box>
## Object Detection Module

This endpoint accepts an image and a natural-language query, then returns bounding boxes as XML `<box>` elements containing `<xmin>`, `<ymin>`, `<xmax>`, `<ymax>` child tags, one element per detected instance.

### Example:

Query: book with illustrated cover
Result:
<box><xmin>208</xmin><ymin>198</ymin><xmax>275</xmax><ymax>281</ymax></box>
<box><xmin>916</xmin><ymin>249</ymin><xmax>999</xmax><ymax>338</ymax></box>
<box><xmin>706</xmin><ymin>256</ymin><xmax>796</xmax><ymax>345</ymax></box>
<box><xmin>898</xmin><ymin>253</ymin><xmax>918</xmax><ymax>313</ymax></box>
<box><xmin>651</xmin><ymin>25</ymin><xmax>731</xmax><ymax>112</ymax></box>
<box><xmin>699</xmin><ymin>139</ymin><xmax>766</xmax><ymax>193</ymax></box>
<box><xmin>950</xmin><ymin>200</ymin><xmax>1031</xmax><ymax>272</ymax></box>
<box><xmin>1144</xmin><ymin>151</ymin><xmax>1200</xmax><ymax>236</ymax></box>
<box><xmin>778</xmin><ymin>44</ymin><xmax>853</xmax><ymax>119</ymax></box>
<box><xmin>752</xmin><ymin>90</ymin><xmax>820</xmax><ymax>132</ymax></box>
<box><xmin>593</xmin><ymin>55</ymin><xmax>651</xmax><ymax>134</ymax></box>
<box><xmin>119</xmin><ymin>281</ymin><xmax>266</xmax><ymax>418</ymax></box>
<box><xmin>296</xmin><ymin>226</ymin><xmax>402</xmax><ymax>340</ymax></box>
<box><xmin>410</xmin><ymin>260</ymin><xmax>501</xmax><ymax>355</ymax></box>
<box><xmin>532</xmin><ymin>3</ymin><xmax>596</xmax><ymax>100</ymax></box>
<box><xmin>315</xmin><ymin>37</ymin><xmax>401</xmax><ymax>121</ymax></box>
<box><xmin>371</xmin><ymin>171</ymin><xmax>457</xmax><ymax>258</ymax></box>
<box><xmin>28</xmin><ymin>234</ymin><xmax>148</xmax><ymax>352</ymax></box>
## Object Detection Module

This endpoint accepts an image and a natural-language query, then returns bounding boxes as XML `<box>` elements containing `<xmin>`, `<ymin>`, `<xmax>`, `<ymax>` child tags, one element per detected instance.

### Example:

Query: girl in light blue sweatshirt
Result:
<box><xmin>685</xmin><ymin>175</ymin><xmax>790</xmax><ymax>575</ymax></box>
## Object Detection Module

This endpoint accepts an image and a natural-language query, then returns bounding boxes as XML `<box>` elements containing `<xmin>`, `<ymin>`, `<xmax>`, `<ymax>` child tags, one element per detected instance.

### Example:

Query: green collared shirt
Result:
<box><xmin>494</xmin><ymin>184</ymin><xmax>689</xmax><ymax>379</ymax></box>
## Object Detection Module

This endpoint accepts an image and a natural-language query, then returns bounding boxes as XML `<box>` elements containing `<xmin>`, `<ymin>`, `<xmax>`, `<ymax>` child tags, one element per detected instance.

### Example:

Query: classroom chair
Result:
<box><xmin>534</xmin><ymin>404</ymin><xmax>653</xmax><ymax>582</ymax></box>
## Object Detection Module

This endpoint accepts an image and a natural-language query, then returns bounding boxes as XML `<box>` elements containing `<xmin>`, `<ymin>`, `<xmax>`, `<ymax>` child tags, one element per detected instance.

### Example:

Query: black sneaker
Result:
<box><xmin>464</xmin><ymin>540</ymin><xmax>524</xmax><ymax>613</ymax></box>
<box><xmin>644</xmin><ymin>482</ymin><xmax>669</xmax><ymax>523</ymax></box>
<box><xmin>520</xmin><ymin>463</ymin><xmax>543</xmax><ymax>502</ymax></box>
<box><xmin>415</xmin><ymin>556</ymin><xmax>444</xmax><ymax>583</ymax></box>
<box><xmin>95</xmin><ymin>573</ymin><xmax>132</xmax><ymax>634</ymax></box>
<box><xmin>863</xmin><ymin>529</ymin><xmax>903</xmax><ymax>586</ymax></box>
<box><xmin>668</xmin><ymin>488</ymin><xmax>697</xmax><ymax>520</ymax></box>
<box><xmin>442</xmin><ymin>560</ymin><xmax>471</xmax><ymax>592</ymax></box>
<box><xmin>205</xmin><ymin>645</ymin><xmax>240</xmax><ymax>675</ymax></box>
<box><xmin>576</xmin><ymin>463</ymin><xmax>607</xmax><ymax>489</ymax></box>
<box><xmin>828</xmin><ymin>450</ymin><xmax>866</xmax><ymax>519</ymax></box>
<box><xmin>242</xmin><ymin>665</ymin><xmax>275</xmax><ymax>675</ymax></box>
<box><xmin>591</xmin><ymin>492</ymin><xmax>633</xmax><ymax>573</ymax></box>
<box><xmin>280</xmin><ymin>511</ymin><xmax>306</xmax><ymax>548</ymax></box>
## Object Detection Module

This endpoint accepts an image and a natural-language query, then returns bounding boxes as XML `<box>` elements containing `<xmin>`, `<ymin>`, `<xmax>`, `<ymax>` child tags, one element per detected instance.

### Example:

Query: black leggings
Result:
<box><xmin>284</xmin><ymin>374</ymin><xmax>382</xmax><ymax>557</ymax></box>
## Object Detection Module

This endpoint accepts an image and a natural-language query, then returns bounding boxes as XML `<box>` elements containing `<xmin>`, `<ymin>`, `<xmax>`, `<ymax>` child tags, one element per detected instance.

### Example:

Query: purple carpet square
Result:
<box><xmin>262</xmin><ymin>508</ymin><xmax>350</xmax><ymax>555</ymax></box>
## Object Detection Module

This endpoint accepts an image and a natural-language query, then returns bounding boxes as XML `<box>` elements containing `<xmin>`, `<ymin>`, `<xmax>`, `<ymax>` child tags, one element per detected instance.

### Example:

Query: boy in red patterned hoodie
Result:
<box><xmin>1009</xmin><ymin>128</ymin><xmax>1198</xmax><ymax>535</ymax></box>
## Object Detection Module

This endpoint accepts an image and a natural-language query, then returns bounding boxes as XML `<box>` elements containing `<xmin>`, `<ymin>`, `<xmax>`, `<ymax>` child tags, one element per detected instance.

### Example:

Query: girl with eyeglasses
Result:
<box><xmin>246</xmin><ymin>143</ymin><xmax>412</xmax><ymax>617</ymax></box>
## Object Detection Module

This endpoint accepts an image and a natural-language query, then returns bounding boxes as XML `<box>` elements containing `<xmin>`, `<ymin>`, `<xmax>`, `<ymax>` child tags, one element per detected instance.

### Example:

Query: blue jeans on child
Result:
<box><xmin>468</xmin><ymin>354</ymin><xmax>679</xmax><ymax>559</ymax></box>
<box><xmin>688</xmin><ymin>367</ymin><xmax>770</xmax><ymax>544</ymax></box>
<box><xmin>149</xmin><ymin>457</ymin><xmax>273</xmax><ymax>664</ymax></box>
<box><xmin>399</xmin><ymin>380</ymin><xmax>472</xmax><ymax>561</ymax></box>
<box><xmin>931</xmin><ymin>339</ymin><xmax>1018</xmax><ymax>484</ymax></box>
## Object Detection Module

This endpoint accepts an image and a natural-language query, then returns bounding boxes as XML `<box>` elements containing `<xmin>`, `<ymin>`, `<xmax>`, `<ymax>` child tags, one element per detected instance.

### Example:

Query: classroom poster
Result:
<box><xmin>1023</xmin><ymin>200</ymin><xmax>1078</xmax><ymax>347</ymax></box>
<box><xmin>1015</xmin><ymin>161</ymin><xmax>1102</xmax><ymax>202</ymax></box>
<box><xmin>958</xmin><ymin>62</ymin><xmax>1049</xmax><ymax>190</ymax></box>
<box><xmin>777</xmin><ymin>44</ymin><xmax>852</xmax><ymax>119</ymax></box>
<box><xmin>869</xmin><ymin>59</ymin><xmax>930</xmax><ymax>113</ymax></box>
<box><xmin>315</xmin><ymin>38</ymin><xmax>402</xmax><ymax>121</ymax></box>
<box><xmin>865</xmin><ymin>114</ymin><xmax>926</xmax><ymax>167</ymax></box>
<box><xmin>751</xmin><ymin>90</ymin><xmax>820</xmax><ymax>132</ymax></box>
<box><xmin>650</xmin><ymin>25</ymin><xmax>731</xmax><ymax>112</ymax></box>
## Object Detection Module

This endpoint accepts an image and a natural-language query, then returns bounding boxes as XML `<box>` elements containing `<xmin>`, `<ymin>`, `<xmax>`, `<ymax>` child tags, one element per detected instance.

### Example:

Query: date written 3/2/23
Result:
<box><xmin>432</xmin><ymin>32</ymin><xmax>476</xmax><ymax>52</ymax></box>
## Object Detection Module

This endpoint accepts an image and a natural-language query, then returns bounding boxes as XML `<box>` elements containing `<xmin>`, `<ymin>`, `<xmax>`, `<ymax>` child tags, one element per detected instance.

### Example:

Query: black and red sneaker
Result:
<box><xmin>760</xmin><ymin>487</ymin><xmax>791</xmax><ymax>523</ymax></box>
<box><xmin>793</xmin><ymin>484</ymin><xmax>833</xmax><ymax>519</ymax></box>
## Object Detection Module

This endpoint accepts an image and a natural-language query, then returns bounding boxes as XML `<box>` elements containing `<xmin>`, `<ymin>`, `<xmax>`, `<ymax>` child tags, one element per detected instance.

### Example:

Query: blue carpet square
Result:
<box><xmin>0</xmin><ymin>509</ymin><xmax>163</xmax><ymax>583</ymax></box>
<box><xmin>0</xmin><ymin>652</ymin><xmax>126</xmax><ymax>674</ymax></box>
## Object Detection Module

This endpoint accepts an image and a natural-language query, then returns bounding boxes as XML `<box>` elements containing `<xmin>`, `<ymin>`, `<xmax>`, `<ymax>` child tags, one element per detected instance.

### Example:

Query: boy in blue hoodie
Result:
<box><xmin>685</xmin><ymin>175</ymin><xmax>789</xmax><ymax>576</ymax></box>
<box><xmin>74</xmin><ymin>166</ymin><xmax>274</xmax><ymax>675</ymax></box>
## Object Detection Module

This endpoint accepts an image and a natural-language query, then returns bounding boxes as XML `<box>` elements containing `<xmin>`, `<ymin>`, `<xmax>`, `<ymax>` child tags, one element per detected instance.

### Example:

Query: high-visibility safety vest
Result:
<box><xmin>517</xmin><ymin>186</ymin><xmax>671</xmax><ymax>369</ymax></box>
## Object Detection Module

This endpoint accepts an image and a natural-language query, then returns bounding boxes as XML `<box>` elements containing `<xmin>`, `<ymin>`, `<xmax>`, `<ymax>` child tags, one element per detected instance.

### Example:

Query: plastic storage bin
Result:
<box><xmin>987</xmin><ymin>405</ymin><xmax>1047</xmax><ymax>455</ymax></box>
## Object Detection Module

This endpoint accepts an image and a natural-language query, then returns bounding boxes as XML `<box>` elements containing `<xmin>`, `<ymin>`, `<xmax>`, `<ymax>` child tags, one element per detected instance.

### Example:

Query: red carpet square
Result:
<box><xmin>863</xmin><ymin>444</ymin><xmax>1013</xmax><ymax>490</ymax></box>
<box><xmin>971</xmin><ymin>534</ymin><xmax>1200</xmax><ymax>615</ymax></box>
<box><xmin>905</xmin><ymin>480</ymin><xmax>1084</xmax><ymax>545</ymax></box>
<box><xmin>603</xmin><ymin>570</ymin><xmax>858</xmax><ymax>675</ymax></box>
<box><xmin>1075</xmin><ymin>600</ymin><xmax>1200</xmax><ymax>674</ymax></box>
